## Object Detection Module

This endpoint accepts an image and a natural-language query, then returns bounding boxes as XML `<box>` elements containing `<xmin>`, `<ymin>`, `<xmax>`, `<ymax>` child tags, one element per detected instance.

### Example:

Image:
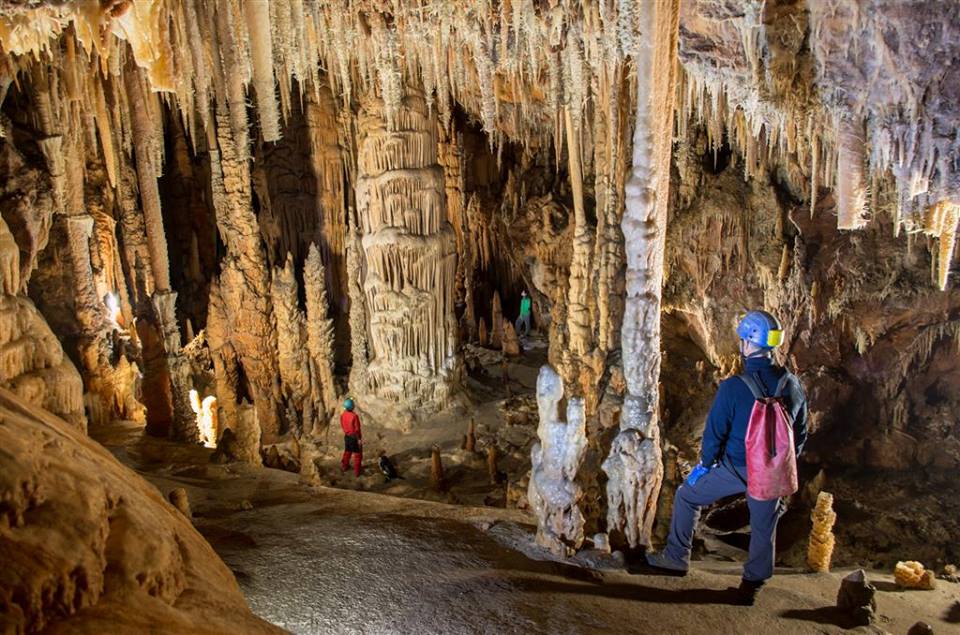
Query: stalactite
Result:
<box><xmin>246</xmin><ymin>0</ymin><xmax>281</xmax><ymax>143</ymax></box>
<box><xmin>563</xmin><ymin>105</ymin><xmax>594</xmax><ymax>363</ymax></box>
<box><xmin>836</xmin><ymin>118</ymin><xmax>869</xmax><ymax>231</ymax></box>
<box><xmin>122</xmin><ymin>59</ymin><xmax>169</xmax><ymax>294</ymax></box>
<box><xmin>923</xmin><ymin>202</ymin><xmax>960</xmax><ymax>291</ymax></box>
<box><xmin>355</xmin><ymin>88</ymin><xmax>458</xmax><ymax>407</ymax></box>
<box><xmin>593</xmin><ymin>68</ymin><xmax>628</xmax><ymax>354</ymax></box>
<box><xmin>603</xmin><ymin>0</ymin><xmax>680</xmax><ymax>549</ymax></box>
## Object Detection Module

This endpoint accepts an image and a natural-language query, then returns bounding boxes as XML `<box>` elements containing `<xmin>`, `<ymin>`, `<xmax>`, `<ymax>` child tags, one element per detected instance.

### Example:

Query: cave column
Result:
<box><xmin>203</xmin><ymin>0</ymin><xmax>282</xmax><ymax>441</ymax></box>
<box><xmin>354</xmin><ymin>88</ymin><xmax>459</xmax><ymax>407</ymax></box>
<box><xmin>123</xmin><ymin>59</ymin><xmax>195</xmax><ymax>441</ymax></box>
<box><xmin>602</xmin><ymin>0</ymin><xmax>680</xmax><ymax>549</ymax></box>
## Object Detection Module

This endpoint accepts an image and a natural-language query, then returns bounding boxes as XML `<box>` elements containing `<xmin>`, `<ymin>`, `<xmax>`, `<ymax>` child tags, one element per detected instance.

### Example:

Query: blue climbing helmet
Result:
<box><xmin>343</xmin><ymin>398</ymin><xmax>355</xmax><ymax>412</ymax></box>
<box><xmin>736</xmin><ymin>310</ymin><xmax>784</xmax><ymax>349</ymax></box>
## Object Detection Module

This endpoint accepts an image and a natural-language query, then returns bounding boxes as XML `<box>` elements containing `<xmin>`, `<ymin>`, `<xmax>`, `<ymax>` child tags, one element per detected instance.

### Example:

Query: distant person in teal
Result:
<box><xmin>514</xmin><ymin>290</ymin><xmax>532</xmax><ymax>337</ymax></box>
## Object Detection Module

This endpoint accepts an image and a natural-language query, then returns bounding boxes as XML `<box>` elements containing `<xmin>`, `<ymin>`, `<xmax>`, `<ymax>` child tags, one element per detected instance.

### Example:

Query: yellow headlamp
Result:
<box><xmin>766</xmin><ymin>330</ymin><xmax>784</xmax><ymax>347</ymax></box>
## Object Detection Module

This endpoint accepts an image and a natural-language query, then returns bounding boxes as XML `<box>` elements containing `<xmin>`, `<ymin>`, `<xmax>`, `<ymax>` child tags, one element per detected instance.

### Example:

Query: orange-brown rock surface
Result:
<box><xmin>0</xmin><ymin>386</ymin><xmax>280</xmax><ymax>634</ymax></box>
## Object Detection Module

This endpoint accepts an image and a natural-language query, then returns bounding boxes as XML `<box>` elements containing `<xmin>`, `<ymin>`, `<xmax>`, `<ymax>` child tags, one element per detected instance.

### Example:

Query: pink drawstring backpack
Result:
<box><xmin>739</xmin><ymin>373</ymin><xmax>799</xmax><ymax>501</ymax></box>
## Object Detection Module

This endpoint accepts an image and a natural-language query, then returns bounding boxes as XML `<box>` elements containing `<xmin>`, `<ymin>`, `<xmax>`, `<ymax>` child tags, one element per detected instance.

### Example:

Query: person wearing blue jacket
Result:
<box><xmin>646</xmin><ymin>310</ymin><xmax>808</xmax><ymax>605</ymax></box>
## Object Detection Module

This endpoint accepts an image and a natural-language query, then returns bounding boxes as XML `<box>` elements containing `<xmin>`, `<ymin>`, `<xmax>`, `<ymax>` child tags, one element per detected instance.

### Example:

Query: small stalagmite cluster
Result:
<box><xmin>527</xmin><ymin>365</ymin><xmax>588</xmax><ymax>556</ymax></box>
<box><xmin>894</xmin><ymin>561</ymin><xmax>937</xmax><ymax>591</ymax></box>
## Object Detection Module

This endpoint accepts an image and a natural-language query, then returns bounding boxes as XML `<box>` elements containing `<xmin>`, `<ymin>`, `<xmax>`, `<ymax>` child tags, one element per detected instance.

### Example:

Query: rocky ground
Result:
<box><xmin>92</xmin><ymin>415</ymin><xmax>960</xmax><ymax>635</ymax></box>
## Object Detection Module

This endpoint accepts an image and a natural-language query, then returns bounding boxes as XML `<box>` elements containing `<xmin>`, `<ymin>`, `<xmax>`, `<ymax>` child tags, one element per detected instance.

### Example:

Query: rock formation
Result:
<box><xmin>0</xmin><ymin>386</ymin><xmax>279</xmax><ymax>633</ymax></box>
<box><xmin>528</xmin><ymin>365</ymin><xmax>588</xmax><ymax>556</ymax></box>
<box><xmin>602</xmin><ymin>0</ymin><xmax>679</xmax><ymax>549</ymax></box>
<box><xmin>836</xmin><ymin>569</ymin><xmax>876</xmax><ymax>627</ymax></box>
<box><xmin>355</xmin><ymin>89</ymin><xmax>458</xmax><ymax>408</ymax></box>
<box><xmin>894</xmin><ymin>561</ymin><xmax>937</xmax><ymax>590</ymax></box>
<box><xmin>430</xmin><ymin>445</ymin><xmax>446</xmax><ymax>492</ymax></box>
<box><xmin>168</xmin><ymin>488</ymin><xmax>192</xmax><ymax>520</ymax></box>
<box><xmin>808</xmin><ymin>491</ymin><xmax>837</xmax><ymax>572</ymax></box>
<box><xmin>501</xmin><ymin>320</ymin><xmax>521</xmax><ymax>357</ymax></box>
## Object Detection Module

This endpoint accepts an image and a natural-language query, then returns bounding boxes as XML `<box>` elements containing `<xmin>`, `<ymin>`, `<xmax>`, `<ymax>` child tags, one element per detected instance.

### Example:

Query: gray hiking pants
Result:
<box><xmin>664</xmin><ymin>458</ymin><xmax>784</xmax><ymax>582</ymax></box>
<box><xmin>514</xmin><ymin>313</ymin><xmax>531</xmax><ymax>337</ymax></box>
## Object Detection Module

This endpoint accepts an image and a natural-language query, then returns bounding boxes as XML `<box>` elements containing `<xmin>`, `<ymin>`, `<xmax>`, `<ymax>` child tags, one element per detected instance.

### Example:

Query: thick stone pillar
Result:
<box><xmin>602</xmin><ymin>0</ymin><xmax>680</xmax><ymax>549</ymax></box>
<box><xmin>355</xmin><ymin>89</ymin><xmax>458</xmax><ymax>407</ymax></box>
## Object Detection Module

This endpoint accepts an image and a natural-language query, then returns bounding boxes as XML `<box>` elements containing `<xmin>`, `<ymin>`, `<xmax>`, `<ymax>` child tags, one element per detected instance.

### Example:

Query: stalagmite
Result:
<box><xmin>208</xmin><ymin>92</ymin><xmax>281</xmax><ymax>440</ymax></box>
<box><xmin>355</xmin><ymin>88</ymin><xmax>458</xmax><ymax>407</ymax></box>
<box><xmin>304</xmin><ymin>244</ymin><xmax>338</xmax><ymax>430</ymax></box>
<box><xmin>602</xmin><ymin>0</ymin><xmax>680</xmax><ymax>549</ymax></box>
<box><xmin>212</xmin><ymin>401</ymin><xmax>263</xmax><ymax>467</ymax></box>
<box><xmin>431</xmin><ymin>444</ymin><xmax>446</xmax><ymax>491</ymax></box>
<box><xmin>464</xmin><ymin>418</ymin><xmax>476</xmax><ymax>453</ymax></box>
<box><xmin>502</xmin><ymin>319</ymin><xmax>521</xmax><ymax>356</ymax></box>
<box><xmin>152</xmin><ymin>291</ymin><xmax>196</xmax><ymax>443</ymax></box>
<box><xmin>478</xmin><ymin>317</ymin><xmax>489</xmax><ymax>347</ymax></box>
<box><xmin>491</xmin><ymin>290</ymin><xmax>503</xmax><ymax>350</ymax></box>
<box><xmin>345</xmin><ymin>225</ymin><xmax>369</xmax><ymax>394</ymax></box>
<box><xmin>487</xmin><ymin>445</ymin><xmax>500</xmax><ymax>485</ymax></box>
<box><xmin>895</xmin><ymin>561</ymin><xmax>937</xmax><ymax>590</ymax></box>
<box><xmin>807</xmin><ymin>491</ymin><xmax>837</xmax><ymax>572</ymax></box>
<box><xmin>189</xmin><ymin>389</ymin><xmax>218</xmax><ymax>449</ymax></box>
<box><xmin>528</xmin><ymin>365</ymin><xmax>588</xmax><ymax>556</ymax></box>
<box><xmin>271</xmin><ymin>254</ymin><xmax>311</xmax><ymax>435</ymax></box>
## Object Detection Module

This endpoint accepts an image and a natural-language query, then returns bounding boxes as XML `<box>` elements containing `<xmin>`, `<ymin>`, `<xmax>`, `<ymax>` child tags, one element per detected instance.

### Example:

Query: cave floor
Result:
<box><xmin>306</xmin><ymin>335</ymin><xmax>550</xmax><ymax>507</ymax></box>
<box><xmin>94</xmin><ymin>423</ymin><xmax>960</xmax><ymax>635</ymax></box>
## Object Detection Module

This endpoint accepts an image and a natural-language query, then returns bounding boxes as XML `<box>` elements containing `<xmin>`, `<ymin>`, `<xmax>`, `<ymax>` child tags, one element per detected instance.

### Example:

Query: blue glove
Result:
<box><xmin>685</xmin><ymin>462</ymin><xmax>710</xmax><ymax>486</ymax></box>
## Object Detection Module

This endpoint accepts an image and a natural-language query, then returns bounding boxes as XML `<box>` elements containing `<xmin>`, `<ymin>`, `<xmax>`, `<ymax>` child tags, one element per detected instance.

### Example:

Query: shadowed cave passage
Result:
<box><xmin>1</xmin><ymin>1</ymin><xmax>959</xmax><ymax>633</ymax></box>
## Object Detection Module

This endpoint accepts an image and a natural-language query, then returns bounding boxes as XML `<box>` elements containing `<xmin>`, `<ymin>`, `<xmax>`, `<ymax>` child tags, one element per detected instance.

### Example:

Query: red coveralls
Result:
<box><xmin>340</xmin><ymin>410</ymin><xmax>362</xmax><ymax>476</ymax></box>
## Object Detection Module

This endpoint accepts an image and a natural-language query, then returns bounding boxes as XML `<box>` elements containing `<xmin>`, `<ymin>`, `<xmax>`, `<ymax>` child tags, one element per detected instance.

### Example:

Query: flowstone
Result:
<box><xmin>527</xmin><ymin>365</ymin><xmax>588</xmax><ymax>556</ymax></box>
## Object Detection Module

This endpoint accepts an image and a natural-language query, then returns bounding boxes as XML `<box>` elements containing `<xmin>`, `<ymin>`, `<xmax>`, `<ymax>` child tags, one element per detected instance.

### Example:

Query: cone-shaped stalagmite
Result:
<box><xmin>808</xmin><ymin>491</ymin><xmax>837</xmax><ymax>572</ymax></box>
<box><xmin>491</xmin><ymin>291</ymin><xmax>503</xmax><ymax>350</ymax></box>
<box><xmin>431</xmin><ymin>444</ymin><xmax>446</xmax><ymax>491</ymax></box>
<box><xmin>304</xmin><ymin>244</ymin><xmax>339</xmax><ymax>431</ymax></box>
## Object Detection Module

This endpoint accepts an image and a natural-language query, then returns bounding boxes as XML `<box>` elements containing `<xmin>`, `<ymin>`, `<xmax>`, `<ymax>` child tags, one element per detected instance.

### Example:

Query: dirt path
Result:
<box><xmin>94</xmin><ymin>424</ymin><xmax>960</xmax><ymax>635</ymax></box>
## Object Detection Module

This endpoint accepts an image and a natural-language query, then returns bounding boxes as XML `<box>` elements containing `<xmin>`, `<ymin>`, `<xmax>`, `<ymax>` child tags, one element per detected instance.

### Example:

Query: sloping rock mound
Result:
<box><xmin>0</xmin><ymin>387</ymin><xmax>282</xmax><ymax>634</ymax></box>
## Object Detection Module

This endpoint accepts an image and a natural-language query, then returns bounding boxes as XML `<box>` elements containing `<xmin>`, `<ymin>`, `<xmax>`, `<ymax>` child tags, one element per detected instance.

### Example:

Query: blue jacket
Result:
<box><xmin>700</xmin><ymin>356</ymin><xmax>808</xmax><ymax>467</ymax></box>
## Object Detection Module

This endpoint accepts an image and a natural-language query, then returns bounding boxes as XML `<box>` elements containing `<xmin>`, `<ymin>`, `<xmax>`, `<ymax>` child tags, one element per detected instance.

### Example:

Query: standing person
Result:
<box><xmin>514</xmin><ymin>290</ymin><xmax>532</xmax><ymax>337</ymax></box>
<box><xmin>340</xmin><ymin>398</ymin><xmax>363</xmax><ymax>477</ymax></box>
<box><xmin>645</xmin><ymin>310</ymin><xmax>808</xmax><ymax>605</ymax></box>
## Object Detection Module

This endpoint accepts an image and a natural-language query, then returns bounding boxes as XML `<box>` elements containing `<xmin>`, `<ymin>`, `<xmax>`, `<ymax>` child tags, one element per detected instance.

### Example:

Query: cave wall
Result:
<box><xmin>663</xmin><ymin>124</ymin><xmax>960</xmax><ymax>473</ymax></box>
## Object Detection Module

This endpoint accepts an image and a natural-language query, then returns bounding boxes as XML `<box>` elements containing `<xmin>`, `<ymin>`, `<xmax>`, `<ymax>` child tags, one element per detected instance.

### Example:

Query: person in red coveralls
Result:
<box><xmin>340</xmin><ymin>398</ymin><xmax>363</xmax><ymax>477</ymax></box>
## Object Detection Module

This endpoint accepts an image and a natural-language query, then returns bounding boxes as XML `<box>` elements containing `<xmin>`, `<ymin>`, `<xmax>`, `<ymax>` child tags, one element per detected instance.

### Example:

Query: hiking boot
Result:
<box><xmin>644</xmin><ymin>551</ymin><xmax>689</xmax><ymax>576</ymax></box>
<box><xmin>734</xmin><ymin>578</ymin><xmax>765</xmax><ymax>606</ymax></box>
